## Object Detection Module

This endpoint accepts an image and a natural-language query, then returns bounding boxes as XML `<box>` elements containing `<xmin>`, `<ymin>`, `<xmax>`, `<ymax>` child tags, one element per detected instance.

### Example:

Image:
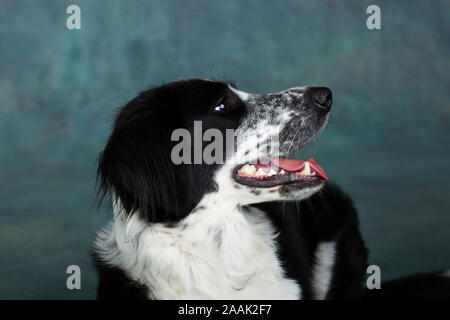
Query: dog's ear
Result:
<box><xmin>96</xmin><ymin>97</ymin><xmax>183</xmax><ymax>223</ymax></box>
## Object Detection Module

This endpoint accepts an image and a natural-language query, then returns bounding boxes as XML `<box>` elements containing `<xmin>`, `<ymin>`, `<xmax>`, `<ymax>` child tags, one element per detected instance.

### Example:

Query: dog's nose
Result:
<box><xmin>308</xmin><ymin>87</ymin><xmax>332</xmax><ymax>111</ymax></box>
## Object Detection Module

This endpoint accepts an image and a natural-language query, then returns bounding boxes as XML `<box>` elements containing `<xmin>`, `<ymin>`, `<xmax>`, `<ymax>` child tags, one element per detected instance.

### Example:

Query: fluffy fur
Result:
<box><xmin>94</xmin><ymin>79</ymin><xmax>449</xmax><ymax>300</ymax></box>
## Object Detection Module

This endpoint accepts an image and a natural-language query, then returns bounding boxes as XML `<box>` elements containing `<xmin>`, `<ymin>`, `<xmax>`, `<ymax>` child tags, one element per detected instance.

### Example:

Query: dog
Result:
<box><xmin>94</xmin><ymin>79</ymin><xmax>450</xmax><ymax>299</ymax></box>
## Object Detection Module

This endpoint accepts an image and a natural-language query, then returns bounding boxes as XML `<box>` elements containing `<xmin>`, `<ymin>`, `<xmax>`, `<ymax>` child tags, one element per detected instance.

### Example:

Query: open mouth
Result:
<box><xmin>233</xmin><ymin>157</ymin><xmax>327</xmax><ymax>188</ymax></box>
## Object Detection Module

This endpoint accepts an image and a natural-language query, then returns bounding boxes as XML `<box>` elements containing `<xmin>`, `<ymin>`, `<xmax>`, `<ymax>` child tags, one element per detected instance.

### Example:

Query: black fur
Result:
<box><xmin>365</xmin><ymin>271</ymin><xmax>450</xmax><ymax>300</ymax></box>
<box><xmin>97</xmin><ymin>79</ymin><xmax>244</xmax><ymax>223</ymax></box>
<box><xmin>256</xmin><ymin>183</ymin><xmax>368</xmax><ymax>300</ymax></box>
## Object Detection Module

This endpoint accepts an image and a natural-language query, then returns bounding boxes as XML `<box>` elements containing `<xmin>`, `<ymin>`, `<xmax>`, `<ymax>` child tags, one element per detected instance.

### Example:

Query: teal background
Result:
<box><xmin>0</xmin><ymin>0</ymin><xmax>449</xmax><ymax>299</ymax></box>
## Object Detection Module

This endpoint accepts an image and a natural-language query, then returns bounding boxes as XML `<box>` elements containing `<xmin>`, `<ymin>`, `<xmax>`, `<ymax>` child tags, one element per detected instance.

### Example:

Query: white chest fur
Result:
<box><xmin>95</xmin><ymin>202</ymin><xmax>301</xmax><ymax>300</ymax></box>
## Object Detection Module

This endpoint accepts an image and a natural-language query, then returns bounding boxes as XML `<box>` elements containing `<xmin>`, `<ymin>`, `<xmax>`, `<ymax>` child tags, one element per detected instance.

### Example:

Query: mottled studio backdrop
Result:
<box><xmin>0</xmin><ymin>0</ymin><xmax>449</xmax><ymax>299</ymax></box>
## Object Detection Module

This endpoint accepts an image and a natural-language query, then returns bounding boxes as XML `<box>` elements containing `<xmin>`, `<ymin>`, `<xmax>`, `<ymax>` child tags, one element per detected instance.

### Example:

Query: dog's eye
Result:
<box><xmin>214</xmin><ymin>102</ymin><xmax>228</xmax><ymax>112</ymax></box>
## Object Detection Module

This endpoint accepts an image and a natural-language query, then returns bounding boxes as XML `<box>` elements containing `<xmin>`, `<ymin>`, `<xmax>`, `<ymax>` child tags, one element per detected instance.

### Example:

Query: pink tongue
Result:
<box><xmin>307</xmin><ymin>158</ymin><xmax>328</xmax><ymax>180</ymax></box>
<box><xmin>277</xmin><ymin>157</ymin><xmax>306</xmax><ymax>171</ymax></box>
<box><xmin>277</xmin><ymin>157</ymin><xmax>328</xmax><ymax>180</ymax></box>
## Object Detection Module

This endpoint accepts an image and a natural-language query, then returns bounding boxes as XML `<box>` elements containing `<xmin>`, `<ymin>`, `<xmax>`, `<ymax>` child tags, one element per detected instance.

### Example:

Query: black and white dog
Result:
<box><xmin>94</xmin><ymin>79</ymin><xmax>450</xmax><ymax>300</ymax></box>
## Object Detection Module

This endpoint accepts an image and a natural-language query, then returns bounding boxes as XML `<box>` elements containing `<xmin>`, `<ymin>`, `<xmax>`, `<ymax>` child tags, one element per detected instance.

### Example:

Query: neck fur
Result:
<box><xmin>95</xmin><ymin>197</ymin><xmax>301</xmax><ymax>299</ymax></box>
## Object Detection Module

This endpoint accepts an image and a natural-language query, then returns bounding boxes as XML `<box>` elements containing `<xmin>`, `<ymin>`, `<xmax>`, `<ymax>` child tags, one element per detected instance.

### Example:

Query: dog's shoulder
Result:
<box><xmin>252</xmin><ymin>183</ymin><xmax>368</xmax><ymax>299</ymax></box>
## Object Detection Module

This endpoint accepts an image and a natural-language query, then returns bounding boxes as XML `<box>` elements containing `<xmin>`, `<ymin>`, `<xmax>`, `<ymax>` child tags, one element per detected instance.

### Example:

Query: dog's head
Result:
<box><xmin>98</xmin><ymin>79</ymin><xmax>332</xmax><ymax>223</ymax></box>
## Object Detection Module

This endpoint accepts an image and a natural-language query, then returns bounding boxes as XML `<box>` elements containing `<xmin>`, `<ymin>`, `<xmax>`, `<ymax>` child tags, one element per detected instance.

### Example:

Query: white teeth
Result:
<box><xmin>299</xmin><ymin>162</ymin><xmax>311</xmax><ymax>176</ymax></box>
<box><xmin>239</xmin><ymin>164</ymin><xmax>256</xmax><ymax>175</ymax></box>
<box><xmin>255</xmin><ymin>168</ymin><xmax>266</xmax><ymax>176</ymax></box>
<box><xmin>239</xmin><ymin>164</ymin><xmax>294</xmax><ymax>178</ymax></box>
<box><xmin>247</xmin><ymin>164</ymin><xmax>257</xmax><ymax>174</ymax></box>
